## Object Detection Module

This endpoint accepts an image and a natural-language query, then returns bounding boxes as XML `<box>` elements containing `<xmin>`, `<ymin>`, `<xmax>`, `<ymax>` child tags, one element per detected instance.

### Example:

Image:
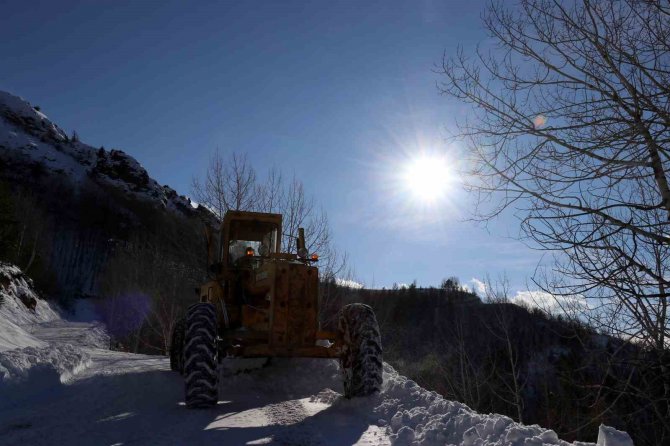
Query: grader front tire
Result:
<box><xmin>338</xmin><ymin>303</ymin><xmax>383</xmax><ymax>398</ymax></box>
<box><xmin>184</xmin><ymin>303</ymin><xmax>218</xmax><ymax>408</ymax></box>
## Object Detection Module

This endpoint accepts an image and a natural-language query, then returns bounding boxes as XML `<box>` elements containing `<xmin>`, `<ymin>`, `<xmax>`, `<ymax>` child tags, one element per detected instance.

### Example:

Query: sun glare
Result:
<box><xmin>368</xmin><ymin>142</ymin><xmax>463</xmax><ymax>227</ymax></box>
<box><xmin>402</xmin><ymin>155</ymin><xmax>454</xmax><ymax>203</ymax></box>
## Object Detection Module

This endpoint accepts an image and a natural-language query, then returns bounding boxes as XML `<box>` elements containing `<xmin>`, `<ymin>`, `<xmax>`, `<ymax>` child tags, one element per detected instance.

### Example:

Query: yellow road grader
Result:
<box><xmin>170</xmin><ymin>210</ymin><xmax>383</xmax><ymax>408</ymax></box>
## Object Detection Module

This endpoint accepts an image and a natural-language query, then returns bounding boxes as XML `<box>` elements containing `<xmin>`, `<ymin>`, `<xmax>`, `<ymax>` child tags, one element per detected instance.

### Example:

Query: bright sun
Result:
<box><xmin>402</xmin><ymin>155</ymin><xmax>453</xmax><ymax>203</ymax></box>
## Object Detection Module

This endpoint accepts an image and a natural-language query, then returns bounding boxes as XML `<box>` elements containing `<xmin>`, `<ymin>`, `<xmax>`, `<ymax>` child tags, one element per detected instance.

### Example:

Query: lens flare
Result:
<box><xmin>533</xmin><ymin>115</ymin><xmax>547</xmax><ymax>129</ymax></box>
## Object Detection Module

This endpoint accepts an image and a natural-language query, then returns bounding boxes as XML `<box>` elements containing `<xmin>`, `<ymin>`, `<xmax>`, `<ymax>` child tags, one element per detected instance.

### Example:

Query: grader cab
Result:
<box><xmin>170</xmin><ymin>210</ymin><xmax>383</xmax><ymax>408</ymax></box>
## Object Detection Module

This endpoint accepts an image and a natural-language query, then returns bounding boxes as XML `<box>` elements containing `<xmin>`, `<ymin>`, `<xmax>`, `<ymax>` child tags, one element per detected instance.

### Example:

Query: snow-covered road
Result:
<box><xmin>1</xmin><ymin>319</ymin><xmax>388</xmax><ymax>445</ymax></box>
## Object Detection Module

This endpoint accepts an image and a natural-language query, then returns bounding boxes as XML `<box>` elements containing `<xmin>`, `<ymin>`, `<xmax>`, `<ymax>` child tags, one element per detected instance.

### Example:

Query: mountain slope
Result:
<box><xmin>0</xmin><ymin>90</ymin><xmax>204</xmax><ymax>217</ymax></box>
<box><xmin>0</xmin><ymin>90</ymin><xmax>212</xmax><ymax>303</ymax></box>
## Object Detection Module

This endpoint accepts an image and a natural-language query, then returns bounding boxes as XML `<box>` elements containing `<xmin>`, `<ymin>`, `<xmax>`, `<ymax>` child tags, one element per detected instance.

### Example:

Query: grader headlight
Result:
<box><xmin>245</xmin><ymin>247</ymin><xmax>255</xmax><ymax>257</ymax></box>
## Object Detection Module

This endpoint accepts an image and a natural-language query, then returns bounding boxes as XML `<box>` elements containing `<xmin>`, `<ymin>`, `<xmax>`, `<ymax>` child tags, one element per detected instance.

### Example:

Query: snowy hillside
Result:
<box><xmin>0</xmin><ymin>90</ymin><xmax>212</xmax><ymax>301</ymax></box>
<box><xmin>0</xmin><ymin>263</ymin><xmax>104</xmax><ymax>386</ymax></box>
<box><xmin>0</xmin><ymin>262</ymin><xmax>59</xmax><ymax>352</ymax></box>
<box><xmin>0</xmin><ymin>264</ymin><xmax>632</xmax><ymax>446</ymax></box>
<box><xmin>0</xmin><ymin>90</ymin><xmax>204</xmax><ymax>218</ymax></box>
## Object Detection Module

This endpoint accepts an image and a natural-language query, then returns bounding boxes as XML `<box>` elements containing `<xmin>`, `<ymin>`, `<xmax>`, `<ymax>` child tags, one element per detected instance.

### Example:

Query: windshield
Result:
<box><xmin>229</xmin><ymin>240</ymin><xmax>261</xmax><ymax>263</ymax></box>
<box><xmin>226</xmin><ymin>221</ymin><xmax>278</xmax><ymax>264</ymax></box>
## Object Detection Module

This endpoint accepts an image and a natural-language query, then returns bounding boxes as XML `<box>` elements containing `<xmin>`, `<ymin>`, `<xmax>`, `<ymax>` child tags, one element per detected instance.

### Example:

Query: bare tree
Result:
<box><xmin>482</xmin><ymin>277</ymin><xmax>528</xmax><ymax>423</ymax></box>
<box><xmin>193</xmin><ymin>150</ymin><xmax>348</xmax><ymax>280</ymax></box>
<box><xmin>11</xmin><ymin>190</ymin><xmax>50</xmax><ymax>274</ymax></box>
<box><xmin>191</xmin><ymin>150</ymin><xmax>258</xmax><ymax>219</ymax></box>
<box><xmin>144</xmin><ymin>288</ymin><xmax>181</xmax><ymax>355</ymax></box>
<box><xmin>262</xmin><ymin>172</ymin><xmax>349</xmax><ymax>280</ymax></box>
<box><xmin>439</xmin><ymin>313</ymin><xmax>494</xmax><ymax>410</ymax></box>
<box><xmin>318</xmin><ymin>252</ymin><xmax>356</xmax><ymax>328</ymax></box>
<box><xmin>99</xmin><ymin>232</ymin><xmax>202</xmax><ymax>354</ymax></box>
<box><xmin>256</xmin><ymin>166</ymin><xmax>284</xmax><ymax>214</ymax></box>
<box><xmin>439</xmin><ymin>0</ymin><xmax>670</xmax><ymax>440</ymax></box>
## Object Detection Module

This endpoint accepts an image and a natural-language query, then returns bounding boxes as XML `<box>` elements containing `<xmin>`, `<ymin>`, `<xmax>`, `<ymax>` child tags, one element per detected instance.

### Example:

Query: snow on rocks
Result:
<box><xmin>0</xmin><ymin>91</ymin><xmax>90</xmax><ymax>182</ymax></box>
<box><xmin>0</xmin><ymin>90</ymin><xmax>210</xmax><ymax>222</ymax></box>
<box><xmin>0</xmin><ymin>263</ymin><xmax>92</xmax><ymax>388</ymax></box>
<box><xmin>596</xmin><ymin>425</ymin><xmax>633</xmax><ymax>446</ymax></box>
<box><xmin>0</xmin><ymin>263</ymin><xmax>59</xmax><ymax>352</ymax></box>
<box><xmin>0</xmin><ymin>90</ymin><xmax>67</xmax><ymax>143</ymax></box>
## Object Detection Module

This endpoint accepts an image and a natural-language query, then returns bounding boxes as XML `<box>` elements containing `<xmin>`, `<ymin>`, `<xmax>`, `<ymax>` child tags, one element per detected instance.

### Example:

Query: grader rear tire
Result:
<box><xmin>338</xmin><ymin>303</ymin><xmax>383</xmax><ymax>398</ymax></box>
<box><xmin>184</xmin><ymin>303</ymin><xmax>218</xmax><ymax>408</ymax></box>
<box><xmin>169</xmin><ymin>317</ymin><xmax>185</xmax><ymax>374</ymax></box>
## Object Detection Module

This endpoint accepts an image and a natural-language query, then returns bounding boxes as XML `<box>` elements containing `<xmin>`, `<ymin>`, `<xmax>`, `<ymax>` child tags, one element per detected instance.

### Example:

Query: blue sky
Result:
<box><xmin>1</xmin><ymin>0</ymin><xmax>544</xmax><ymax>291</ymax></box>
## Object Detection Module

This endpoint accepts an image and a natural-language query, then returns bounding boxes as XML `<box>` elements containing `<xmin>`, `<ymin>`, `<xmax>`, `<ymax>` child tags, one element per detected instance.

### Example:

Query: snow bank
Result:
<box><xmin>0</xmin><ymin>343</ymin><xmax>90</xmax><ymax>418</ymax></box>
<box><xmin>0</xmin><ymin>343</ymin><xmax>90</xmax><ymax>384</ymax></box>
<box><xmin>377</xmin><ymin>364</ymin><xmax>630</xmax><ymax>445</ymax></box>
<box><xmin>0</xmin><ymin>263</ymin><xmax>93</xmax><ymax>388</ymax></box>
<box><xmin>0</xmin><ymin>317</ymin><xmax>45</xmax><ymax>353</ymax></box>
<box><xmin>378</xmin><ymin>363</ymin><xmax>576</xmax><ymax>446</ymax></box>
<box><xmin>221</xmin><ymin>358</ymin><xmax>631</xmax><ymax>446</ymax></box>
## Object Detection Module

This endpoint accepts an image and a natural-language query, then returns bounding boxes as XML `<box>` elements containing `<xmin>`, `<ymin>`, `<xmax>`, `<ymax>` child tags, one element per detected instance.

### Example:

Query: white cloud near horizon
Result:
<box><xmin>511</xmin><ymin>290</ymin><xmax>588</xmax><ymax>315</ymax></box>
<box><xmin>470</xmin><ymin>278</ymin><xmax>487</xmax><ymax>295</ymax></box>
<box><xmin>335</xmin><ymin>278</ymin><xmax>364</xmax><ymax>289</ymax></box>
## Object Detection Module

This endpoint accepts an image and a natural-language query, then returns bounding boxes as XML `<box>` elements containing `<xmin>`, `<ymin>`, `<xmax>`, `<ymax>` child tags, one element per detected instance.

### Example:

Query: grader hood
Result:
<box><xmin>270</xmin><ymin>262</ymin><xmax>319</xmax><ymax>348</ymax></box>
<box><xmin>216</xmin><ymin>258</ymin><xmax>339</xmax><ymax>358</ymax></box>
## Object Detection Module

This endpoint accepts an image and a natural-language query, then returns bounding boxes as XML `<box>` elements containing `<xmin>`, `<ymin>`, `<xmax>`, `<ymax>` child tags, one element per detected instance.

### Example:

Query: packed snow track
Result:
<box><xmin>1</xmin><ymin>319</ymin><xmax>388</xmax><ymax>445</ymax></box>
